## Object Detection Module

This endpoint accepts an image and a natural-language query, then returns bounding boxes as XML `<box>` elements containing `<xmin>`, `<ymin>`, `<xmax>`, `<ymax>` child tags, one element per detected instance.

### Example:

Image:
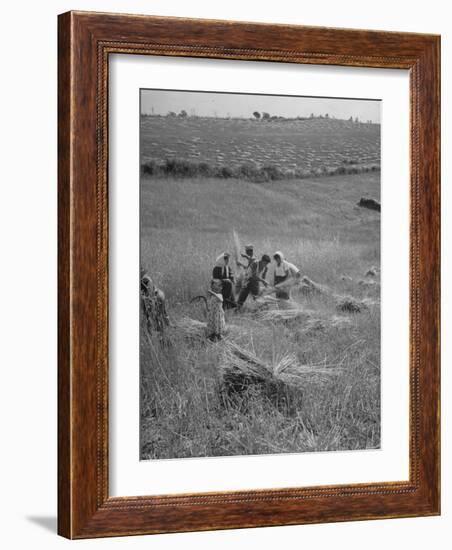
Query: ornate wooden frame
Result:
<box><xmin>58</xmin><ymin>11</ymin><xmax>440</xmax><ymax>539</ymax></box>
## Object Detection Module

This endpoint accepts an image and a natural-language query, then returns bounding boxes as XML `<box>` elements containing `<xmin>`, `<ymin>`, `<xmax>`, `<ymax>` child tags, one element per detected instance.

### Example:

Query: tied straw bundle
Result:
<box><xmin>220</xmin><ymin>341</ymin><xmax>343</xmax><ymax>390</ymax></box>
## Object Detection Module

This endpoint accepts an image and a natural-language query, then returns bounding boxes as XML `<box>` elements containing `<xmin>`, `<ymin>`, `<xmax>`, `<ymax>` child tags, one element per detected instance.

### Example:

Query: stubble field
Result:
<box><xmin>141</xmin><ymin>115</ymin><xmax>380</xmax><ymax>174</ymax></box>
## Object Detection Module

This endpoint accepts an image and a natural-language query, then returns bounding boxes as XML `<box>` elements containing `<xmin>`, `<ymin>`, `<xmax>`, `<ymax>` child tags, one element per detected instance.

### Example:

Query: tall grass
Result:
<box><xmin>140</xmin><ymin>173</ymin><xmax>380</xmax><ymax>459</ymax></box>
<box><xmin>142</xmin><ymin>231</ymin><xmax>376</xmax><ymax>304</ymax></box>
<box><xmin>141</xmin><ymin>299</ymin><xmax>380</xmax><ymax>459</ymax></box>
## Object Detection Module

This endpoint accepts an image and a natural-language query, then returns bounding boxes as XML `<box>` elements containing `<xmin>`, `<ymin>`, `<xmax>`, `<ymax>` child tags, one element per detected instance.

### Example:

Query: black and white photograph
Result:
<box><xmin>139</xmin><ymin>89</ymin><xmax>381</xmax><ymax>460</ymax></box>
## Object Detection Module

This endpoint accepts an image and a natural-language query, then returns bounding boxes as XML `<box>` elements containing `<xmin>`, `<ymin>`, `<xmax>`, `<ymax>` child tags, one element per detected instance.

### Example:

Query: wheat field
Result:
<box><xmin>140</xmin><ymin>166</ymin><xmax>381</xmax><ymax>459</ymax></box>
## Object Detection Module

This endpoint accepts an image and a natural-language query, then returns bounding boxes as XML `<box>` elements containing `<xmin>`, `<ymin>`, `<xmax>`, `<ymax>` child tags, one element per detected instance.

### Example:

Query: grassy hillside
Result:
<box><xmin>140</xmin><ymin>172</ymin><xmax>381</xmax><ymax>459</ymax></box>
<box><xmin>141</xmin><ymin>172</ymin><xmax>380</xmax><ymax>303</ymax></box>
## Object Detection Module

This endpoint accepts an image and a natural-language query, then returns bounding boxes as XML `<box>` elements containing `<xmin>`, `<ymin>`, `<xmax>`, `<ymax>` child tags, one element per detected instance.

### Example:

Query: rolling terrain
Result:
<box><xmin>139</xmin><ymin>115</ymin><xmax>381</xmax><ymax>460</ymax></box>
<box><xmin>141</xmin><ymin>115</ymin><xmax>380</xmax><ymax>174</ymax></box>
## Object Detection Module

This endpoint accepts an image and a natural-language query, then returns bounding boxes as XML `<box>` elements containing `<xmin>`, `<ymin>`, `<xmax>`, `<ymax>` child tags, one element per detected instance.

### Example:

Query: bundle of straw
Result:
<box><xmin>262</xmin><ymin>274</ymin><xmax>328</xmax><ymax>300</ymax></box>
<box><xmin>298</xmin><ymin>276</ymin><xmax>330</xmax><ymax>296</ymax></box>
<box><xmin>261</xmin><ymin>278</ymin><xmax>299</xmax><ymax>298</ymax></box>
<box><xmin>220</xmin><ymin>341</ymin><xmax>342</xmax><ymax>391</ymax></box>
<box><xmin>277</xmin><ymin>363</ymin><xmax>342</xmax><ymax>386</ymax></box>
<box><xmin>335</xmin><ymin>295</ymin><xmax>368</xmax><ymax>313</ymax></box>
<box><xmin>220</xmin><ymin>341</ymin><xmax>272</xmax><ymax>383</ymax></box>
<box><xmin>257</xmin><ymin>300</ymin><xmax>315</xmax><ymax>322</ymax></box>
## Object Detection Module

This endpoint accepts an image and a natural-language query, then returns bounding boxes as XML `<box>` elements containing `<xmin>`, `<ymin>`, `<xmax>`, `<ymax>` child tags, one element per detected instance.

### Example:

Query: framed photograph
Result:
<box><xmin>58</xmin><ymin>11</ymin><xmax>440</xmax><ymax>538</ymax></box>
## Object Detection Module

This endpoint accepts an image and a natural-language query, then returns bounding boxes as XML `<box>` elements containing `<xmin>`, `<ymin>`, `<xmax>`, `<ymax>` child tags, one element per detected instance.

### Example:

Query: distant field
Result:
<box><xmin>141</xmin><ymin>115</ymin><xmax>380</xmax><ymax>174</ymax></box>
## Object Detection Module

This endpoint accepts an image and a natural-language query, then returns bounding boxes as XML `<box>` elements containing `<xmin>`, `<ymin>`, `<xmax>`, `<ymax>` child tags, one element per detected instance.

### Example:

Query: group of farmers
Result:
<box><xmin>211</xmin><ymin>244</ymin><xmax>301</xmax><ymax>309</ymax></box>
<box><xmin>139</xmin><ymin>244</ymin><xmax>301</xmax><ymax>339</ymax></box>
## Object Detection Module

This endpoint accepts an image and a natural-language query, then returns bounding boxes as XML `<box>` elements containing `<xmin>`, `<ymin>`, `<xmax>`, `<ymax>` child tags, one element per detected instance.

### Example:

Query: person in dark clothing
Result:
<box><xmin>212</xmin><ymin>252</ymin><xmax>236</xmax><ymax>309</ymax></box>
<box><xmin>237</xmin><ymin>254</ymin><xmax>271</xmax><ymax>308</ymax></box>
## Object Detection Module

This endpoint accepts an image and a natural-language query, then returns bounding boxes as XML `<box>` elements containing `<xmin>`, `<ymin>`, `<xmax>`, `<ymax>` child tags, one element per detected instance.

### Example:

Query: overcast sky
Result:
<box><xmin>141</xmin><ymin>89</ymin><xmax>380</xmax><ymax>122</ymax></box>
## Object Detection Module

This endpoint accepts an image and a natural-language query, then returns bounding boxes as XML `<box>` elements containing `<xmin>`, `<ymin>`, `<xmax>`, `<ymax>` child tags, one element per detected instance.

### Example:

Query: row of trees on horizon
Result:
<box><xmin>142</xmin><ymin>109</ymin><xmax>378</xmax><ymax>124</ymax></box>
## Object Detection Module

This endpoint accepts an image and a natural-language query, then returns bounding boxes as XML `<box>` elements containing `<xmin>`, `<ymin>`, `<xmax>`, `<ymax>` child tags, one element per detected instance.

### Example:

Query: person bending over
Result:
<box><xmin>273</xmin><ymin>251</ymin><xmax>301</xmax><ymax>300</ymax></box>
<box><xmin>237</xmin><ymin>254</ymin><xmax>271</xmax><ymax>308</ymax></box>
